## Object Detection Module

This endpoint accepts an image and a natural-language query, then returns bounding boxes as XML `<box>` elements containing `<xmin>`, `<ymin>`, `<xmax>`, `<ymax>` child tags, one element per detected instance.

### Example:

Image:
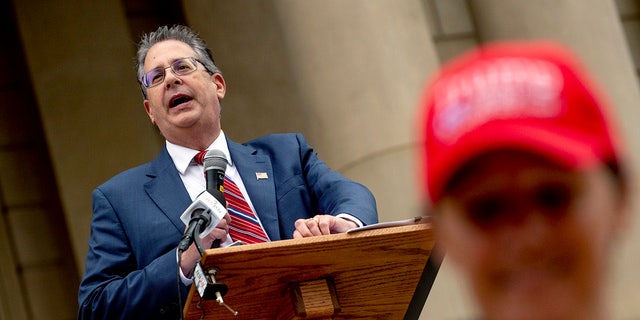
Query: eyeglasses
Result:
<box><xmin>140</xmin><ymin>57</ymin><xmax>204</xmax><ymax>88</ymax></box>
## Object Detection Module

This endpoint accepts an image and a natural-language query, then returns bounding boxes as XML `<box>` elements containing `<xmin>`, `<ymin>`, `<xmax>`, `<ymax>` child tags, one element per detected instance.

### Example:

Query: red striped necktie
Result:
<box><xmin>194</xmin><ymin>150</ymin><xmax>268</xmax><ymax>244</ymax></box>
<box><xmin>223</xmin><ymin>176</ymin><xmax>269</xmax><ymax>244</ymax></box>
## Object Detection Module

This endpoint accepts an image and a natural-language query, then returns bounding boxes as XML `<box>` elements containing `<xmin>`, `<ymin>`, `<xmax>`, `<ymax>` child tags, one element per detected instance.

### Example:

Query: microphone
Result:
<box><xmin>203</xmin><ymin>150</ymin><xmax>228</xmax><ymax>248</ymax></box>
<box><xmin>177</xmin><ymin>190</ymin><xmax>228</xmax><ymax>252</ymax></box>
<box><xmin>195</xmin><ymin>150</ymin><xmax>238</xmax><ymax>315</ymax></box>
<box><xmin>203</xmin><ymin>149</ymin><xmax>228</xmax><ymax>207</ymax></box>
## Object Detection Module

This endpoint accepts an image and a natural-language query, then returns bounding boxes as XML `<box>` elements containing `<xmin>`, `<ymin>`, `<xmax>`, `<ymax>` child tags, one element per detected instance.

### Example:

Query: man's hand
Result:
<box><xmin>180</xmin><ymin>213</ymin><xmax>230</xmax><ymax>277</ymax></box>
<box><xmin>292</xmin><ymin>215</ymin><xmax>358</xmax><ymax>239</ymax></box>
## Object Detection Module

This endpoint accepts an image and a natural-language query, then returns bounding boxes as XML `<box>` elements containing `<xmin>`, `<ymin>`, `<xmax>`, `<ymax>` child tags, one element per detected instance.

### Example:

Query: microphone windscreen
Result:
<box><xmin>203</xmin><ymin>149</ymin><xmax>227</xmax><ymax>172</ymax></box>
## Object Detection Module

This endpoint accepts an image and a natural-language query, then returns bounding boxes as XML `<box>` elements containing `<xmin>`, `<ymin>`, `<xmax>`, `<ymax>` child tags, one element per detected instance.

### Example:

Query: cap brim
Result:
<box><xmin>428</xmin><ymin>122</ymin><xmax>602</xmax><ymax>201</ymax></box>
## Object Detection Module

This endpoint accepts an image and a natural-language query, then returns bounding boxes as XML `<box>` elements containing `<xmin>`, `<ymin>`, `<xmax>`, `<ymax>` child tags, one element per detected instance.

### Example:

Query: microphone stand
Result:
<box><xmin>188</xmin><ymin>221</ymin><xmax>238</xmax><ymax>317</ymax></box>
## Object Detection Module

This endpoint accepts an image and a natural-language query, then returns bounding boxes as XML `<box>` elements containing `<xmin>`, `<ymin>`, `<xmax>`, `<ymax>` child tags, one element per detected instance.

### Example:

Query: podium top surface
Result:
<box><xmin>184</xmin><ymin>221</ymin><xmax>435</xmax><ymax>319</ymax></box>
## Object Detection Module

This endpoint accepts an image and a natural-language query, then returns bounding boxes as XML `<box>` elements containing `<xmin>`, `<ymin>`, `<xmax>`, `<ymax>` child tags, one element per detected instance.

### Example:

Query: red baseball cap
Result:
<box><xmin>419</xmin><ymin>41</ymin><xmax>622</xmax><ymax>203</ymax></box>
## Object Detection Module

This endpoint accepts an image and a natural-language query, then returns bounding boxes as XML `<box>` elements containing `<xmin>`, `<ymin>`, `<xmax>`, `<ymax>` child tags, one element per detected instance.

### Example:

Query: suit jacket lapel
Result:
<box><xmin>144</xmin><ymin>147</ymin><xmax>192</xmax><ymax>234</ymax></box>
<box><xmin>227</xmin><ymin>139</ymin><xmax>281</xmax><ymax>240</ymax></box>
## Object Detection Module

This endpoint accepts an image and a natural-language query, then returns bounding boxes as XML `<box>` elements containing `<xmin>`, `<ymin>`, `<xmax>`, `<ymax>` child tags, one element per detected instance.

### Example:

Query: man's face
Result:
<box><xmin>436</xmin><ymin>150</ymin><xmax>624</xmax><ymax>320</ymax></box>
<box><xmin>142</xmin><ymin>40</ymin><xmax>226</xmax><ymax>147</ymax></box>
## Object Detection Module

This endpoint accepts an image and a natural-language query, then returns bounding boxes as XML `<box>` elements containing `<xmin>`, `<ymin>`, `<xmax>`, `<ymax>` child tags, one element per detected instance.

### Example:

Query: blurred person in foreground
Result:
<box><xmin>78</xmin><ymin>24</ymin><xmax>377</xmax><ymax>319</ymax></box>
<box><xmin>417</xmin><ymin>41</ymin><xmax>631</xmax><ymax>320</ymax></box>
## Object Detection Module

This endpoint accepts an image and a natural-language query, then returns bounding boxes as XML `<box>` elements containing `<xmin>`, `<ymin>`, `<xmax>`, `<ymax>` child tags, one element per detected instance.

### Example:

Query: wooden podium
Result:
<box><xmin>183</xmin><ymin>219</ymin><xmax>436</xmax><ymax>319</ymax></box>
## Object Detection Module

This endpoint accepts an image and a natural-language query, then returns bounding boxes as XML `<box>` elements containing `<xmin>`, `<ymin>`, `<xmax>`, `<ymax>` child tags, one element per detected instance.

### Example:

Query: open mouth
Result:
<box><xmin>169</xmin><ymin>94</ymin><xmax>193</xmax><ymax>108</ymax></box>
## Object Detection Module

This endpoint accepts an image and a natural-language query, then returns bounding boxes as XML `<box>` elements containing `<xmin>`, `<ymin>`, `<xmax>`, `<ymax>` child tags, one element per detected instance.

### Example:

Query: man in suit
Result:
<box><xmin>78</xmin><ymin>24</ymin><xmax>378</xmax><ymax>320</ymax></box>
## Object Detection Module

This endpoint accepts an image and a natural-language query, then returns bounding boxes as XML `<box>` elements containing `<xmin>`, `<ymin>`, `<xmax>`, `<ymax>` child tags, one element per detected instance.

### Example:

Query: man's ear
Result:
<box><xmin>143</xmin><ymin>100</ymin><xmax>156</xmax><ymax>125</ymax></box>
<box><xmin>212</xmin><ymin>73</ymin><xmax>226</xmax><ymax>100</ymax></box>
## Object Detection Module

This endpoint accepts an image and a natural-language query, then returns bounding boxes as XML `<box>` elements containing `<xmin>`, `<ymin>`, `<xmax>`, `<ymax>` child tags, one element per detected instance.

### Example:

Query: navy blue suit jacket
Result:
<box><xmin>78</xmin><ymin>133</ymin><xmax>377</xmax><ymax>319</ymax></box>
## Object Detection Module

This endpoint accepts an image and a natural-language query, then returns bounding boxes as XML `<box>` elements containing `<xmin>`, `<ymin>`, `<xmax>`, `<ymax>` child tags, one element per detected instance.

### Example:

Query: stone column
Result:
<box><xmin>13</xmin><ymin>0</ymin><xmax>162</xmax><ymax>273</ymax></box>
<box><xmin>184</xmin><ymin>0</ymin><xmax>441</xmax><ymax>222</ymax></box>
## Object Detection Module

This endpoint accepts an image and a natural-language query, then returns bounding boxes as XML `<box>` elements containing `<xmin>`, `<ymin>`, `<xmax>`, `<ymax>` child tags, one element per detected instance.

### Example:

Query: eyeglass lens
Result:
<box><xmin>142</xmin><ymin>58</ymin><xmax>198</xmax><ymax>88</ymax></box>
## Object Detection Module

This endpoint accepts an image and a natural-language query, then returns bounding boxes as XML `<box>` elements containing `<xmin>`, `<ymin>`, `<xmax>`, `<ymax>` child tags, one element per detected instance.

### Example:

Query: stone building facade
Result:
<box><xmin>1</xmin><ymin>1</ymin><xmax>638</xmax><ymax>318</ymax></box>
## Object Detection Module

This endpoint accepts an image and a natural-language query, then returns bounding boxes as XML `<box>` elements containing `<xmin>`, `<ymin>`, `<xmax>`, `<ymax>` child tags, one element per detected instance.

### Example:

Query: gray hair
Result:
<box><xmin>136</xmin><ymin>25</ymin><xmax>221</xmax><ymax>97</ymax></box>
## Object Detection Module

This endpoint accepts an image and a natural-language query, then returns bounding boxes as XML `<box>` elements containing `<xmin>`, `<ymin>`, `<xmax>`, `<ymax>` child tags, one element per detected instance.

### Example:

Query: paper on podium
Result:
<box><xmin>347</xmin><ymin>216</ymin><xmax>431</xmax><ymax>233</ymax></box>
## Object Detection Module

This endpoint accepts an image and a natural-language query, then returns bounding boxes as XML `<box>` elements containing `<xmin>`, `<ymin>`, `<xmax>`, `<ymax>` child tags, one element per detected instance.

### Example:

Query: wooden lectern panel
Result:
<box><xmin>184</xmin><ymin>222</ymin><xmax>435</xmax><ymax>319</ymax></box>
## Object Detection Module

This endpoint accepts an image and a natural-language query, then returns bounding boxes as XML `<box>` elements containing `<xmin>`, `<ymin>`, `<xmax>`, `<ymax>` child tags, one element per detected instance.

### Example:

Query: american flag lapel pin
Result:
<box><xmin>256</xmin><ymin>172</ymin><xmax>269</xmax><ymax>180</ymax></box>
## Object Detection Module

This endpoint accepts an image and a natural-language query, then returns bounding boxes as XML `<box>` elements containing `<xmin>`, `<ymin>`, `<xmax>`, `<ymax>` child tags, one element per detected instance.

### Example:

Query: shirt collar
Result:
<box><xmin>166</xmin><ymin>130</ymin><xmax>232</xmax><ymax>175</ymax></box>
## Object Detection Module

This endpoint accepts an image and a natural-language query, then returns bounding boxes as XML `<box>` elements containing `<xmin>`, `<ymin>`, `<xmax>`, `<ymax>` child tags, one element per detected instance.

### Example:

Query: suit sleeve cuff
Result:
<box><xmin>176</xmin><ymin>248</ymin><xmax>193</xmax><ymax>286</ymax></box>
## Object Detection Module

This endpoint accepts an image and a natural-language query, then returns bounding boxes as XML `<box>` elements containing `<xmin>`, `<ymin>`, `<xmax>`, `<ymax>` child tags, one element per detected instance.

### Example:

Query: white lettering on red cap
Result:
<box><xmin>432</xmin><ymin>57</ymin><xmax>564</xmax><ymax>144</ymax></box>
